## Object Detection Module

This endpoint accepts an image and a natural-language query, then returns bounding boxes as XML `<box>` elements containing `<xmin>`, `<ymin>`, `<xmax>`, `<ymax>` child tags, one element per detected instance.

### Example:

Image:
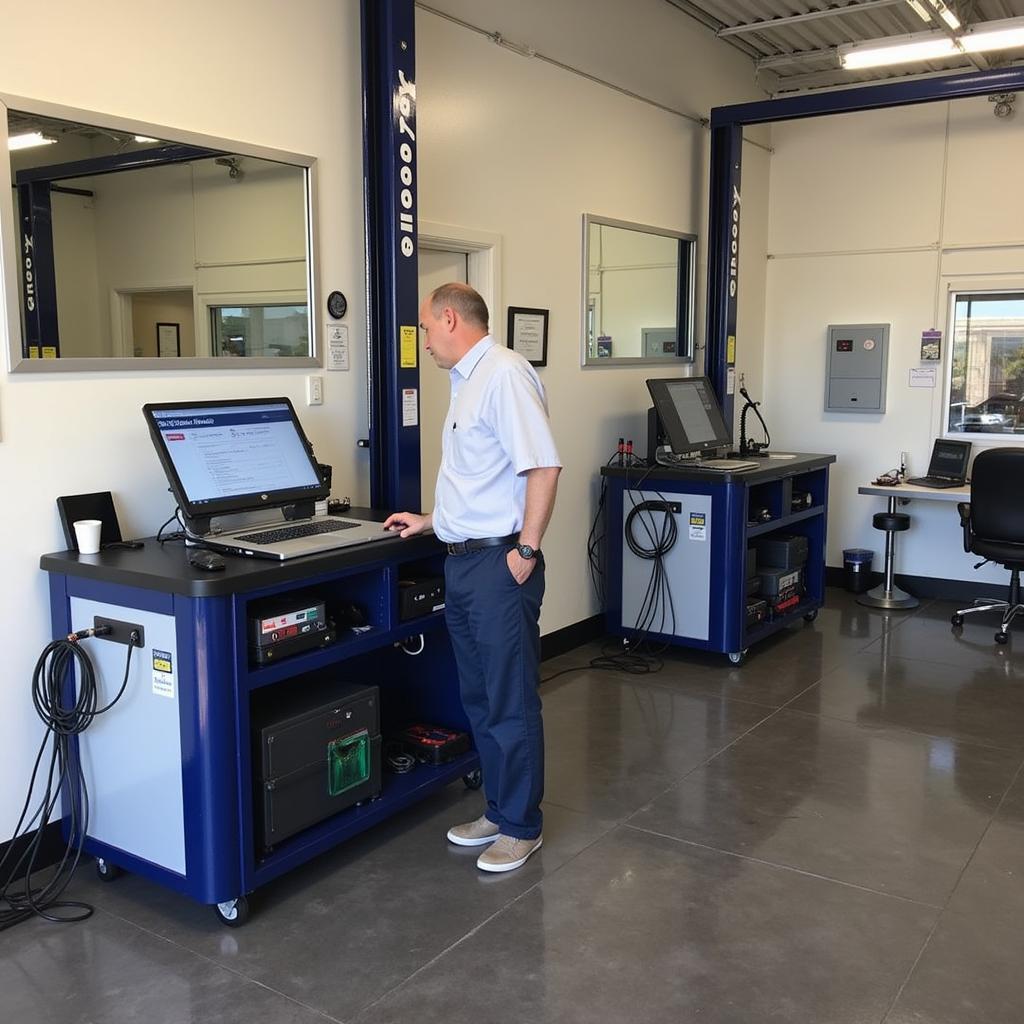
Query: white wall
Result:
<box><xmin>417</xmin><ymin>0</ymin><xmax>770</xmax><ymax>638</ymax></box>
<box><xmin>764</xmin><ymin>98</ymin><xmax>1024</xmax><ymax>582</ymax></box>
<box><xmin>0</xmin><ymin>0</ymin><xmax>367</xmax><ymax>841</ymax></box>
<box><xmin>0</xmin><ymin>0</ymin><xmax>767</xmax><ymax>841</ymax></box>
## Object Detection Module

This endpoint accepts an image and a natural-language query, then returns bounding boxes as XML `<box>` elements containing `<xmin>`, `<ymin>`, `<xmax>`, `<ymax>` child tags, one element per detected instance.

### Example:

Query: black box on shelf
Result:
<box><xmin>753</xmin><ymin>534</ymin><xmax>808</xmax><ymax>572</ymax></box>
<box><xmin>746</xmin><ymin>576</ymin><xmax>761</xmax><ymax>597</ymax></box>
<box><xmin>757</xmin><ymin>566</ymin><xmax>805</xmax><ymax>606</ymax></box>
<box><xmin>254</xmin><ymin>680</ymin><xmax>381</xmax><ymax>851</ymax></box>
<box><xmin>746</xmin><ymin>546</ymin><xmax>758</xmax><ymax>581</ymax></box>
<box><xmin>398</xmin><ymin>576</ymin><xmax>445</xmax><ymax>621</ymax></box>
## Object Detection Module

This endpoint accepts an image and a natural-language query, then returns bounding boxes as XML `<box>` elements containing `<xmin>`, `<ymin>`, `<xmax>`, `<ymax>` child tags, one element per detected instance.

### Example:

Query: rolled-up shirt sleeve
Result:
<box><xmin>490</xmin><ymin>364</ymin><xmax>562</xmax><ymax>475</ymax></box>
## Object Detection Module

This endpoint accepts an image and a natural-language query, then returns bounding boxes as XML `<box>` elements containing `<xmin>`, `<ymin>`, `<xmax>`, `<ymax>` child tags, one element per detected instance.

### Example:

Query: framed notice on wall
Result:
<box><xmin>507</xmin><ymin>306</ymin><xmax>549</xmax><ymax>367</ymax></box>
<box><xmin>157</xmin><ymin>322</ymin><xmax>181</xmax><ymax>358</ymax></box>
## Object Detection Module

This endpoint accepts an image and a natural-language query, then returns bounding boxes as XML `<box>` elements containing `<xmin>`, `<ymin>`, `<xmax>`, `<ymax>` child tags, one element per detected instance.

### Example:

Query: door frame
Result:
<box><xmin>418</xmin><ymin>221</ymin><xmax>502</xmax><ymax>339</ymax></box>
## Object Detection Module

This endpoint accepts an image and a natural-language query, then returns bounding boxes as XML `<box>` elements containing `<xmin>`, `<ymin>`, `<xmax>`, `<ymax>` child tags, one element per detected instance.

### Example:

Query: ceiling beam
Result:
<box><xmin>757</xmin><ymin>48</ymin><xmax>840</xmax><ymax>70</ymax></box>
<box><xmin>718</xmin><ymin>0</ymin><xmax>905</xmax><ymax>37</ymax></box>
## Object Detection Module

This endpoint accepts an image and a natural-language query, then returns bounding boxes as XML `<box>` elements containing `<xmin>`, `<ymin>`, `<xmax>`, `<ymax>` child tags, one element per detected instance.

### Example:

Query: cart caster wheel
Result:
<box><xmin>95</xmin><ymin>857</ymin><xmax>122</xmax><ymax>882</ymax></box>
<box><xmin>463</xmin><ymin>769</ymin><xmax>483</xmax><ymax>790</ymax></box>
<box><xmin>727</xmin><ymin>650</ymin><xmax>748</xmax><ymax>666</ymax></box>
<box><xmin>803</xmin><ymin>610</ymin><xmax>818</xmax><ymax>623</ymax></box>
<box><xmin>215</xmin><ymin>896</ymin><xmax>250</xmax><ymax>928</ymax></box>
<box><xmin>995</xmin><ymin>631</ymin><xmax>1009</xmax><ymax>645</ymax></box>
<box><xmin>951</xmin><ymin>614</ymin><xmax>964</xmax><ymax>628</ymax></box>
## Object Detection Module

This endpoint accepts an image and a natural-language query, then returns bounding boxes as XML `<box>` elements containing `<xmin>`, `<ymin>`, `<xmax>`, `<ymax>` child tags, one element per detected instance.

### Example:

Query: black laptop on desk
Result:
<box><xmin>905</xmin><ymin>439</ymin><xmax>972</xmax><ymax>489</ymax></box>
<box><xmin>143</xmin><ymin>398</ymin><xmax>397</xmax><ymax>560</ymax></box>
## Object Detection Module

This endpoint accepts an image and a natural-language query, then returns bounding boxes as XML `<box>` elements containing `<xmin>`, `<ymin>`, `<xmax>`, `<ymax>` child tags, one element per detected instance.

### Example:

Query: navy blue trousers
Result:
<box><xmin>444</xmin><ymin>546</ymin><xmax>545</xmax><ymax>840</ymax></box>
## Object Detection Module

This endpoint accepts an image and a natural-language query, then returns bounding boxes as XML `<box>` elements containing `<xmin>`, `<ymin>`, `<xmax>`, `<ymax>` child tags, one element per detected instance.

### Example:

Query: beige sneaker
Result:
<box><xmin>476</xmin><ymin>834</ymin><xmax>543</xmax><ymax>873</ymax></box>
<box><xmin>447</xmin><ymin>814</ymin><xmax>501</xmax><ymax>847</ymax></box>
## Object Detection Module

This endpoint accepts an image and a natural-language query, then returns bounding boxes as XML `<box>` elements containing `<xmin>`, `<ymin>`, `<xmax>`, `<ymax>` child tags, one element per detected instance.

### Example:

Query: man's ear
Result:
<box><xmin>443</xmin><ymin>307</ymin><xmax>457</xmax><ymax>331</ymax></box>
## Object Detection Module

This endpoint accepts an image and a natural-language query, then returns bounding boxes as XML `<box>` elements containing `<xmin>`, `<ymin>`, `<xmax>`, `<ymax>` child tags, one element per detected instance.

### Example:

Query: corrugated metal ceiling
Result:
<box><xmin>665</xmin><ymin>0</ymin><xmax>1024</xmax><ymax>93</ymax></box>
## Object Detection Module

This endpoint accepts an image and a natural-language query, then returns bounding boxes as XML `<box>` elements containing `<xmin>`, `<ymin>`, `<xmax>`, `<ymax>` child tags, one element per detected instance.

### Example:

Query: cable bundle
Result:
<box><xmin>0</xmin><ymin>632</ymin><xmax>134</xmax><ymax>931</ymax></box>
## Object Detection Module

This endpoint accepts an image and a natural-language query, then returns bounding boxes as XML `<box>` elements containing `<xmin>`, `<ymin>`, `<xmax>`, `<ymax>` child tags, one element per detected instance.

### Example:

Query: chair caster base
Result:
<box><xmin>996</xmin><ymin>631</ymin><xmax>1009</xmax><ymax>645</ymax></box>
<box><xmin>857</xmin><ymin>584</ymin><xmax>919</xmax><ymax>610</ymax></box>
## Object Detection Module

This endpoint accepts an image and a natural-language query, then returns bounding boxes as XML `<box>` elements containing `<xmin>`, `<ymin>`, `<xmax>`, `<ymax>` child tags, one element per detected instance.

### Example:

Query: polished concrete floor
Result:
<box><xmin>3</xmin><ymin>588</ymin><xmax>1023</xmax><ymax>1023</ymax></box>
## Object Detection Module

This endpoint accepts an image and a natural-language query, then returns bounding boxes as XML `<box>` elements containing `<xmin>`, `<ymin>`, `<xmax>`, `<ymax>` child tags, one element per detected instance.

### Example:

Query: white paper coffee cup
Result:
<box><xmin>73</xmin><ymin>519</ymin><xmax>103</xmax><ymax>554</ymax></box>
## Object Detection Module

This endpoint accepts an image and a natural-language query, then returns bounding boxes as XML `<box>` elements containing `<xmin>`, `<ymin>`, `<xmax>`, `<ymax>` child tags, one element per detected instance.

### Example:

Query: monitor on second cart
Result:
<box><xmin>646</xmin><ymin>376</ymin><xmax>731</xmax><ymax>456</ymax></box>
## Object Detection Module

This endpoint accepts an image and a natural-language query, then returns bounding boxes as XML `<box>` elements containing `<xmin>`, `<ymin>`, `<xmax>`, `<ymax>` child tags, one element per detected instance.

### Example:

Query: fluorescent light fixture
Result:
<box><xmin>961</xmin><ymin>21</ymin><xmax>1024</xmax><ymax>53</ymax></box>
<box><xmin>840</xmin><ymin>32</ymin><xmax>956</xmax><ymax>68</ymax></box>
<box><xmin>133</xmin><ymin>135</ymin><xmax>158</xmax><ymax>143</ymax></box>
<box><xmin>905</xmin><ymin>0</ymin><xmax>932</xmax><ymax>24</ymax></box>
<box><xmin>904</xmin><ymin>0</ymin><xmax>960</xmax><ymax>30</ymax></box>
<box><xmin>8</xmin><ymin>131</ymin><xmax>57</xmax><ymax>151</ymax></box>
<box><xmin>926</xmin><ymin>0</ymin><xmax>961</xmax><ymax>31</ymax></box>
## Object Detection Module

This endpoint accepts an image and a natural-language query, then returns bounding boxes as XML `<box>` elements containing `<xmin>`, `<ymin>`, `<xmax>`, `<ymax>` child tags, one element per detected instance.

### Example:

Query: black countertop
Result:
<box><xmin>600</xmin><ymin>452</ymin><xmax>836</xmax><ymax>484</ymax></box>
<box><xmin>40</xmin><ymin>509</ymin><xmax>442</xmax><ymax>598</ymax></box>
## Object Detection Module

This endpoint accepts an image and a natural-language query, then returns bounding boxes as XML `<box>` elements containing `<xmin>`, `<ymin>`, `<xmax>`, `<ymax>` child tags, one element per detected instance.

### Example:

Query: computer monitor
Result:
<box><xmin>646</xmin><ymin>376</ymin><xmax>731</xmax><ymax>456</ymax></box>
<box><xmin>142</xmin><ymin>398</ymin><xmax>328</xmax><ymax>521</ymax></box>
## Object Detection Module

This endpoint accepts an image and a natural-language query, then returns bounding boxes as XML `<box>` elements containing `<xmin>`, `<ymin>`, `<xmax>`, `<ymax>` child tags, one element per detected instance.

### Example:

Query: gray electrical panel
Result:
<box><xmin>825</xmin><ymin>323</ymin><xmax>889</xmax><ymax>413</ymax></box>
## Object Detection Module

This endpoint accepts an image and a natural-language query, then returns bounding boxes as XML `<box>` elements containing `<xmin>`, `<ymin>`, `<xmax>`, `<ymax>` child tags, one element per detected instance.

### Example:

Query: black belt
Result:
<box><xmin>445</xmin><ymin>533</ymin><xmax>519</xmax><ymax>556</ymax></box>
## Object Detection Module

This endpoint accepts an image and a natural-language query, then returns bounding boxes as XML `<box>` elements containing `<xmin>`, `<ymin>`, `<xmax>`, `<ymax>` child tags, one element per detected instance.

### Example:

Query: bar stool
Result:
<box><xmin>857</xmin><ymin>497</ymin><xmax>919</xmax><ymax>609</ymax></box>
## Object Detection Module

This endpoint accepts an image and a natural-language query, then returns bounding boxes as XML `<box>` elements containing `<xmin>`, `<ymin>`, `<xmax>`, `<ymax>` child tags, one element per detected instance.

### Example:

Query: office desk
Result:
<box><xmin>857</xmin><ymin>481</ymin><xmax>969</xmax><ymax>503</ymax></box>
<box><xmin>40</xmin><ymin>526</ymin><xmax>477</xmax><ymax>926</ymax></box>
<box><xmin>602</xmin><ymin>453</ymin><xmax>836</xmax><ymax>665</ymax></box>
<box><xmin>856</xmin><ymin>481</ymin><xmax>969</xmax><ymax>610</ymax></box>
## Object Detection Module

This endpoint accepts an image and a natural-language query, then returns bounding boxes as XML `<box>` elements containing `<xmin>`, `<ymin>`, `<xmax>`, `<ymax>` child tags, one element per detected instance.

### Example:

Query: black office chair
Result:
<box><xmin>951</xmin><ymin>448</ymin><xmax>1024</xmax><ymax>644</ymax></box>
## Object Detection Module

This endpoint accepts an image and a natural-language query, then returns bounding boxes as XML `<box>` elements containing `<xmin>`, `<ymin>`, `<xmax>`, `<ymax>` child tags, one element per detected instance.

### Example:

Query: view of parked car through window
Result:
<box><xmin>948</xmin><ymin>292</ymin><xmax>1024</xmax><ymax>435</ymax></box>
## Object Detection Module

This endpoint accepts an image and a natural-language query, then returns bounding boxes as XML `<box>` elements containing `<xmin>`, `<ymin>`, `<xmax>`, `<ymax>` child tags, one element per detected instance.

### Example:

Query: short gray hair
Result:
<box><xmin>430</xmin><ymin>282</ymin><xmax>489</xmax><ymax>330</ymax></box>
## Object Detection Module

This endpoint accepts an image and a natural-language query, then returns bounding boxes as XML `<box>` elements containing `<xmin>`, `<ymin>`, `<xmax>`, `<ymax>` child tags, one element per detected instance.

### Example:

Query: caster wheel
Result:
<box><xmin>727</xmin><ymin>650</ymin><xmax>748</xmax><ymax>666</ymax></box>
<box><xmin>95</xmin><ymin>857</ymin><xmax>122</xmax><ymax>882</ymax></box>
<box><xmin>215</xmin><ymin>896</ymin><xmax>250</xmax><ymax>928</ymax></box>
<box><xmin>951</xmin><ymin>614</ymin><xmax>964</xmax><ymax>628</ymax></box>
<box><xmin>463</xmin><ymin>769</ymin><xmax>483</xmax><ymax>790</ymax></box>
<box><xmin>803</xmin><ymin>610</ymin><xmax>818</xmax><ymax>624</ymax></box>
<box><xmin>995</xmin><ymin>632</ymin><xmax>1009</xmax><ymax>645</ymax></box>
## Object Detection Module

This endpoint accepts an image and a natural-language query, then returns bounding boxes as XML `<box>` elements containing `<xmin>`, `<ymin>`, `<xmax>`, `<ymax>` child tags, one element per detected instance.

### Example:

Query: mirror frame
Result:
<box><xmin>581</xmin><ymin>213</ymin><xmax>697</xmax><ymax>368</ymax></box>
<box><xmin>0</xmin><ymin>93</ymin><xmax>321</xmax><ymax>373</ymax></box>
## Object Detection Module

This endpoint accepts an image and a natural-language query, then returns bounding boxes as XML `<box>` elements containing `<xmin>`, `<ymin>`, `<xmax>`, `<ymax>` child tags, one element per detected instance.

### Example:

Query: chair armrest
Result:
<box><xmin>957</xmin><ymin>502</ymin><xmax>971</xmax><ymax>553</ymax></box>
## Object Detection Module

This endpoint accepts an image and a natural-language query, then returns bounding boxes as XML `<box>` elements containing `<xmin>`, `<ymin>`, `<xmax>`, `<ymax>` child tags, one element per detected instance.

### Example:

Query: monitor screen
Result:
<box><xmin>646</xmin><ymin>376</ymin><xmax>731</xmax><ymax>456</ymax></box>
<box><xmin>929</xmin><ymin>439</ymin><xmax>971</xmax><ymax>478</ymax></box>
<box><xmin>142</xmin><ymin>398</ymin><xmax>327</xmax><ymax>519</ymax></box>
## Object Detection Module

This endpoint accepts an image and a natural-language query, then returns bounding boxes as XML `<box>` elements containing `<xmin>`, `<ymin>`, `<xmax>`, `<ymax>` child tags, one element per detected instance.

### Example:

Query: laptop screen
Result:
<box><xmin>143</xmin><ymin>398</ymin><xmax>327</xmax><ymax>520</ymax></box>
<box><xmin>928</xmin><ymin>439</ymin><xmax>971</xmax><ymax>479</ymax></box>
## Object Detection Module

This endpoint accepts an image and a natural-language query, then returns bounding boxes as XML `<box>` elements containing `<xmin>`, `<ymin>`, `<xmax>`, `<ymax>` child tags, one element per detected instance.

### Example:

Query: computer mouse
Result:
<box><xmin>188</xmin><ymin>549</ymin><xmax>226</xmax><ymax>572</ymax></box>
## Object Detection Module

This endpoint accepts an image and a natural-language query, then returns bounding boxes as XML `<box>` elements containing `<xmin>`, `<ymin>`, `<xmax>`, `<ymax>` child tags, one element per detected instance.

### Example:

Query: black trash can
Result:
<box><xmin>843</xmin><ymin>548</ymin><xmax>874</xmax><ymax>593</ymax></box>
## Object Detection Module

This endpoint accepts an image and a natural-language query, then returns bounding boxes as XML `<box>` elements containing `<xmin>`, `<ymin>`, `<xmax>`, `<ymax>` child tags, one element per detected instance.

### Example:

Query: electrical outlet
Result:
<box><xmin>306</xmin><ymin>375</ymin><xmax>324</xmax><ymax>406</ymax></box>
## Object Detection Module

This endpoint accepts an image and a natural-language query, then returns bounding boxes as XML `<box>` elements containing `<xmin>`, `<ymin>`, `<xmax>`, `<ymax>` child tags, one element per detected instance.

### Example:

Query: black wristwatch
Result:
<box><xmin>516</xmin><ymin>542</ymin><xmax>538</xmax><ymax>560</ymax></box>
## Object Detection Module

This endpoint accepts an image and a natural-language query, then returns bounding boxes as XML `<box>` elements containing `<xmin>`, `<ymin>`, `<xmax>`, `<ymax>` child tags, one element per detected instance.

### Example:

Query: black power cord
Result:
<box><xmin>0</xmin><ymin>627</ymin><xmax>138</xmax><ymax>931</ymax></box>
<box><xmin>738</xmin><ymin>385</ymin><xmax>771</xmax><ymax>457</ymax></box>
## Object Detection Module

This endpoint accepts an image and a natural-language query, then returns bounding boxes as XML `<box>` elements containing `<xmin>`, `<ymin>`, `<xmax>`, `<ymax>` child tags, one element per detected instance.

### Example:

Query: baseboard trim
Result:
<box><xmin>542</xmin><ymin>614</ymin><xmax>603</xmax><ymax>662</ymax></box>
<box><xmin>0</xmin><ymin>820</ymin><xmax>65</xmax><ymax>882</ymax></box>
<box><xmin>825</xmin><ymin>566</ymin><xmax>1008</xmax><ymax>603</ymax></box>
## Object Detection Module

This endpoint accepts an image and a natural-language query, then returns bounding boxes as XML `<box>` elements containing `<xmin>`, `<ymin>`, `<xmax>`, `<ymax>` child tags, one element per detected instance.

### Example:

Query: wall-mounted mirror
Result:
<box><xmin>582</xmin><ymin>214</ymin><xmax>696</xmax><ymax>367</ymax></box>
<box><xmin>0</xmin><ymin>95</ymin><xmax>318</xmax><ymax>372</ymax></box>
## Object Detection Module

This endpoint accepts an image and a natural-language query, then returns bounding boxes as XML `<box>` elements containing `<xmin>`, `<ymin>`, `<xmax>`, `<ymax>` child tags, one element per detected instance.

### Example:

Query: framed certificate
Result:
<box><xmin>507</xmin><ymin>306</ymin><xmax>549</xmax><ymax>367</ymax></box>
<box><xmin>157</xmin><ymin>322</ymin><xmax>181</xmax><ymax>358</ymax></box>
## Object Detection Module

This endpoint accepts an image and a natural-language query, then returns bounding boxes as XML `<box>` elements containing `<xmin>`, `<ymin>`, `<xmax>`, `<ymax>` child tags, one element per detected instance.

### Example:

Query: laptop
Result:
<box><xmin>143</xmin><ymin>398</ymin><xmax>398</xmax><ymax>560</ymax></box>
<box><xmin>905</xmin><ymin>439</ymin><xmax>972</xmax><ymax>489</ymax></box>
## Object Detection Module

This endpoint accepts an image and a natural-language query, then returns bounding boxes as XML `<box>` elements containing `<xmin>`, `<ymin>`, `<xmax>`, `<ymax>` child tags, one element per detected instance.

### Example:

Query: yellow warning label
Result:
<box><xmin>726</xmin><ymin>335</ymin><xmax>736</xmax><ymax>363</ymax></box>
<box><xmin>153</xmin><ymin>658</ymin><xmax>172</xmax><ymax>672</ymax></box>
<box><xmin>400</xmin><ymin>325</ymin><xmax>417</xmax><ymax>368</ymax></box>
<box><xmin>42</xmin><ymin>346</ymin><xmax>58</xmax><ymax>359</ymax></box>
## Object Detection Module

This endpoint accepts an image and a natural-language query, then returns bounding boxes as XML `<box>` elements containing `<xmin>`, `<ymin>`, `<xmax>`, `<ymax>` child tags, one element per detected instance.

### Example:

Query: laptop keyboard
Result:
<box><xmin>236</xmin><ymin>520</ymin><xmax>361</xmax><ymax>544</ymax></box>
<box><xmin>905</xmin><ymin>475</ymin><xmax>960</xmax><ymax>488</ymax></box>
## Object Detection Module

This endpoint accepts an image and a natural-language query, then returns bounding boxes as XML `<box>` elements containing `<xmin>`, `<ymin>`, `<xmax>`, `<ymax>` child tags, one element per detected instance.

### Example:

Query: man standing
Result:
<box><xmin>384</xmin><ymin>283</ymin><xmax>561</xmax><ymax>873</ymax></box>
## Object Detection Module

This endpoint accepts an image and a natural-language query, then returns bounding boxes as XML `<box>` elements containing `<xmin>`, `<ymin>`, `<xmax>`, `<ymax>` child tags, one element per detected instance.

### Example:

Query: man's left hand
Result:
<box><xmin>506</xmin><ymin>548</ymin><xmax>536</xmax><ymax>585</ymax></box>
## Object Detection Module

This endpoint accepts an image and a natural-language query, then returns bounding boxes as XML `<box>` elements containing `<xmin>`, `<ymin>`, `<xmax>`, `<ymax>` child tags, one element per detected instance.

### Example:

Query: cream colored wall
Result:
<box><xmin>0</xmin><ymin>0</ymin><xmax>366</xmax><ymax>839</ymax></box>
<box><xmin>764</xmin><ymin>97</ymin><xmax>1024</xmax><ymax>582</ymax></box>
<box><xmin>416</xmin><ymin>1</ymin><xmax>770</xmax><ymax>637</ymax></box>
<box><xmin>131</xmin><ymin>292</ymin><xmax>196</xmax><ymax>357</ymax></box>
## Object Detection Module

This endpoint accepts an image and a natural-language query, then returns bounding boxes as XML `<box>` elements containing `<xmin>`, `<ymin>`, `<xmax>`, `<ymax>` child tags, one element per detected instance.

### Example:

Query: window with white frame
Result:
<box><xmin>947</xmin><ymin>291</ymin><xmax>1024</xmax><ymax>437</ymax></box>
